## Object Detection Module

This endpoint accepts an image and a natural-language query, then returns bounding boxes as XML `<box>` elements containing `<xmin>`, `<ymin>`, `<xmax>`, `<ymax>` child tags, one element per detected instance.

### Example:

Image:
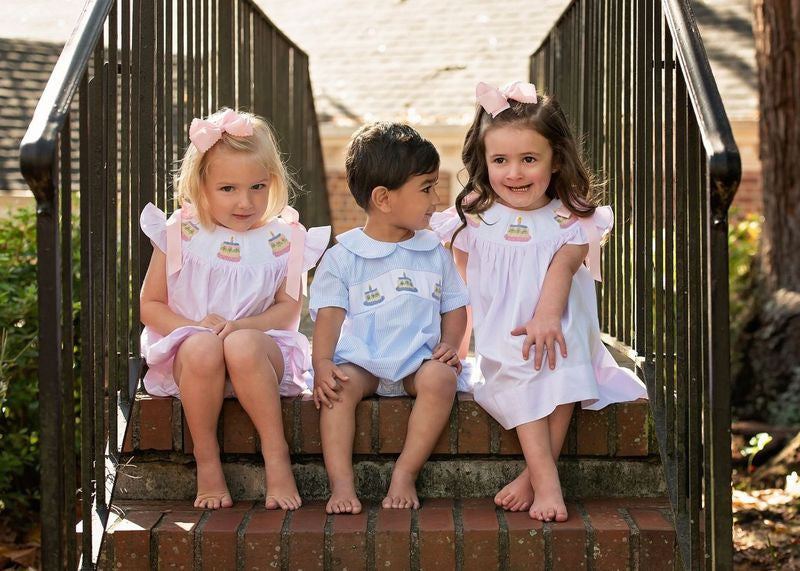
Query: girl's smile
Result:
<box><xmin>484</xmin><ymin>125</ymin><xmax>557</xmax><ymax>211</ymax></box>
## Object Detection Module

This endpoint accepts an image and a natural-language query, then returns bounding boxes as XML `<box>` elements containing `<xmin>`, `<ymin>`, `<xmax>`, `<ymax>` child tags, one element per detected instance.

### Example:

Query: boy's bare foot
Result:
<box><xmin>494</xmin><ymin>469</ymin><xmax>534</xmax><ymax>512</ymax></box>
<box><xmin>326</xmin><ymin>481</ymin><xmax>363</xmax><ymax>514</ymax></box>
<box><xmin>194</xmin><ymin>459</ymin><xmax>233</xmax><ymax>509</ymax></box>
<box><xmin>264</xmin><ymin>455</ymin><xmax>302</xmax><ymax>510</ymax></box>
<box><xmin>382</xmin><ymin>469</ymin><xmax>420</xmax><ymax>509</ymax></box>
<box><xmin>528</xmin><ymin>483</ymin><xmax>568</xmax><ymax>522</ymax></box>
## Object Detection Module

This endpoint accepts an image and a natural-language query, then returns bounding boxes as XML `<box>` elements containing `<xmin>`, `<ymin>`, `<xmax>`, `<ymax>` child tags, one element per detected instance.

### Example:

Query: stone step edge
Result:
<box><xmin>114</xmin><ymin>457</ymin><xmax>667</xmax><ymax>502</ymax></box>
<box><xmin>101</xmin><ymin>498</ymin><xmax>677</xmax><ymax>570</ymax></box>
<box><xmin>125</xmin><ymin>393</ymin><xmax>655</xmax><ymax>458</ymax></box>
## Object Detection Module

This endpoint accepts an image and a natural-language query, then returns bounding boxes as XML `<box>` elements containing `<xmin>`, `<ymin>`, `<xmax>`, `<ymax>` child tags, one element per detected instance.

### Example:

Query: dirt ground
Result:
<box><xmin>733</xmin><ymin>487</ymin><xmax>800</xmax><ymax>569</ymax></box>
<box><xmin>732</xmin><ymin>468</ymin><xmax>800</xmax><ymax>570</ymax></box>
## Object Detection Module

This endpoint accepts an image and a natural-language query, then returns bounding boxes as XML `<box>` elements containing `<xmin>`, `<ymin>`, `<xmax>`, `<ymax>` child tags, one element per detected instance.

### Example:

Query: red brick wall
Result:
<box><xmin>730</xmin><ymin>170</ymin><xmax>763</xmax><ymax>219</ymax></box>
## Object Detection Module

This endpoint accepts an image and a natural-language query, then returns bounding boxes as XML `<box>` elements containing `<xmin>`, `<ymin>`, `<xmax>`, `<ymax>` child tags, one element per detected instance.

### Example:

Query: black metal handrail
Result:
<box><xmin>531</xmin><ymin>0</ymin><xmax>739</xmax><ymax>568</ymax></box>
<box><xmin>19</xmin><ymin>0</ymin><xmax>330</xmax><ymax>568</ymax></box>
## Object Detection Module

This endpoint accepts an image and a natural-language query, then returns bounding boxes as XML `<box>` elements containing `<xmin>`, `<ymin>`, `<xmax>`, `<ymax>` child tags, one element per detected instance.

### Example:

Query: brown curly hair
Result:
<box><xmin>453</xmin><ymin>94</ymin><xmax>602</xmax><ymax>244</ymax></box>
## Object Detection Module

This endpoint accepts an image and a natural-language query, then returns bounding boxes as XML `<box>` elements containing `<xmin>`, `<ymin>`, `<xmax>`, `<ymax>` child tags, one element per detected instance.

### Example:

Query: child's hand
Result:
<box><xmin>432</xmin><ymin>342</ymin><xmax>462</xmax><ymax>374</ymax></box>
<box><xmin>217</xmin><ymin>320</ymin><xmax>241</xmax><ymax>340</ymax></box>
<box><xmin>313</xmin><ymin>359</ymin><xmax>350</xmax><ymax>410</ymax></box>
<box><xmin>510</xmin><ymin>313</ymin><xmax>567</xmax><ymax>370</ymax></box>
<box><xmin>198</xmin><ymin>313</ymin><xmax>226</xmax><ymax>330</ymax></box>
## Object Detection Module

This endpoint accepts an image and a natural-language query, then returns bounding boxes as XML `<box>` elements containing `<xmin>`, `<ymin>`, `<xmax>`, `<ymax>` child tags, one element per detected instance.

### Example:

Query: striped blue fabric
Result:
<box><xmin>309</xmin><ymin>228</ymin><xmax>469</xmax><ymax>382</ymax></box>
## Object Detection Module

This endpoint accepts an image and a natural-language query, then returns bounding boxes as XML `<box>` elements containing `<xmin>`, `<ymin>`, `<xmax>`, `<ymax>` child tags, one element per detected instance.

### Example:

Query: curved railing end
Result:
<box><xmin>19</xmin><ymin>134</ymin><xmax>57</xmax><ymax>207</ymax></box>
<box><xmin>708</xmin><ymin>146</ymin><xmax>742</xmax><ymax>215</ymax></box>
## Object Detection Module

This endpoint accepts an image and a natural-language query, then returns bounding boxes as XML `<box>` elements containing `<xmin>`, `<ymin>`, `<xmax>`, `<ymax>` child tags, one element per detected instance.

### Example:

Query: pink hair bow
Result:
<box><xmin>279</xmin><ymin>205</ymin><xmax>308</xmax><ymax>301</ymax></box>
<box><xmin>476</xmin><ymin>81</ymin><xmax>538</xmax><ymax>118</ymax></box>
<box><xmin>189</xmin><ymin>109</ymin><xmax>254</xmax><ymax>153</ymax></box>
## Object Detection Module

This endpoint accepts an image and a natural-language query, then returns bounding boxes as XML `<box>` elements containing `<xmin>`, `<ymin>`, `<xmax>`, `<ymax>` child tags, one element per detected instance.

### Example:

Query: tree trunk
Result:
<box><xmin>734</xmin><ymin>1</ymin><xmax>800</xmax><ymax>422</ymax></box>
<box><xmin>754</xmin><ymin>0</ymin><xmax>800</xmax><ymax>290</ymax></box>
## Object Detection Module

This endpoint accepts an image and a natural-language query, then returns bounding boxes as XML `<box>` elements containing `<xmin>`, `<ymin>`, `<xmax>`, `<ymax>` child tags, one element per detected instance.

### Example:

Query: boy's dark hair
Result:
<box><xmin>345</xmin><ymin>122</ymin><xmax>440</xmax><ymax>210</ymax></box>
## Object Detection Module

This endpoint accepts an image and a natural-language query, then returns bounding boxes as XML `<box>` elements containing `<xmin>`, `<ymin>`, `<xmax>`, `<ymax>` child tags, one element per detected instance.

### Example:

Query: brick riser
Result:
<box><xmin>118</xmin><ymin>395</ymin><xmax>663</xmax><ymax>500</ymax></box>
<box><xmin>101</xmin><ymin>498</ymin><xmax>676</xmax><ymax>570</ymax></box>
<box><xmin>125</xmin><ymin>394</ymin><xmax>655</xmax><ymax>459</ymax></box>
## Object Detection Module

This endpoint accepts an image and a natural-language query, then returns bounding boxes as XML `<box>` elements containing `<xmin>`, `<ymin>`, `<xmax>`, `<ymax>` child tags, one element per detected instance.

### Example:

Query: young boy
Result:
<box><xmin>310</xmin><ymin>122</ymin><xmax>470</xmax><ymax>514</ymax></box>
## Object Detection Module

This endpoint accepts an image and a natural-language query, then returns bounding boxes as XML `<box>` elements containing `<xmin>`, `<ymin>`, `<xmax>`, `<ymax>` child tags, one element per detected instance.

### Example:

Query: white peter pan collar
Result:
<box><xmin>336</xmin><ymin>228</ymin><xmax>440</xmax><ymax>259</ymax></box>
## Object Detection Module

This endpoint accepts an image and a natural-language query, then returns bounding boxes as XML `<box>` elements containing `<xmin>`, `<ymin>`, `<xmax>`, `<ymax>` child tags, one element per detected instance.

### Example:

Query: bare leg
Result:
<box><xmin>495</xmin><ymin>403</ymin><xmax>574</xmax><ymax>511</ymax></box>
<box><xmin>382</xmin><ymin>361</ymin><xmax>457</xmax><ymax>509</ymax></box>
<box><xmin>224</xmin><ymin>330</ymin><xmax>300</xmax><ymax>510</ymax></box>
<box><xmin>174</xmin><ymin>332</ymin><xmax>231</xmax><ymax>509</ymax></box>
<box><xmin>319</xmin><ymin>364</ymin><xmax>378</xmax><ymax>514</ymax></box>
<box><xmin>516</xmin><ymin>414</ymin><xmax>569</xmax><ymax>522</ymax></box>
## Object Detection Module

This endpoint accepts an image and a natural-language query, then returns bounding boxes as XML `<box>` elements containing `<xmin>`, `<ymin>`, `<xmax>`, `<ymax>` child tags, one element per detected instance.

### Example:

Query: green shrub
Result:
<box><xmin>0</xmin><ymin>207</ymin><xmax>79</xmax><ymax>536</ymax></box>
<box><xmin>728</xmin><ymin>210</ymin><xmax>762</xmax><ymax>382</ymax></box>
<box><xmin>729</xmin><ymin>211</ymin><xmax>762</xmax><ymax>321</ymax></box>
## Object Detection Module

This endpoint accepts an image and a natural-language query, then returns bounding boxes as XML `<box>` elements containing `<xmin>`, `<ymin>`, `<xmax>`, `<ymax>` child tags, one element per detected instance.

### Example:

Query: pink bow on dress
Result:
<box><xmin>476</xmin><ymin>81</ymin><xmax>538</xmax><ymax>118</ymax></box>
<box><xmin>189</xmin><ymin>109</ymin><xmax>254</xmax><ymax>153</ymax></box>
<box><xmin>279</xmin><ymin>205</ymin><xmax>308</xmax><ymax>301</ymax></box>
<box><xmin>165</xmin><ymin>202</ymin><xmax>197</xmax><ymax>276</ymax></box>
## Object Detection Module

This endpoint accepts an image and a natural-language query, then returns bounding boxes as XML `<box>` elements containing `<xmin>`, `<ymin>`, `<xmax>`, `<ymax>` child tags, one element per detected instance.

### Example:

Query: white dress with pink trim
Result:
<box><xmin>430</xmin><ymin>199</ymin><xmax>647</xmax><ymax>430</ymax></box>
<box><xmin>139</xmin><ymin>203</ymin><xmax>331</xmax><ymax>398</ymax></box>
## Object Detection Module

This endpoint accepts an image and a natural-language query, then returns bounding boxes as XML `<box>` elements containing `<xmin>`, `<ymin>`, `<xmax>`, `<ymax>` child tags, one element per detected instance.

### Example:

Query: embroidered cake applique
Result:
<box><xmin>432</xmin><ymin>280</ymin><xmax>442</xmax><ymax>300</ymax></box>
<box><xmin>363</xmin><ymin>284</ymin><xmax>385</xmax><ymax>306</ymax></box>
<box><xmin>268</xmin><ymin>232</ymin><xmax>290</xmax><ymax>256</ymax></box>
<box><xmin>181</xmin><ymin>220</ymin><xmax>199</xmax><ymax>241</ymax></box>
<box><xmin>504</xmin><ymin>216</ymin><xmax>532</xmax><ymax>242</ymax></box>
<box><xmin>395</xmin><ymin>273</ymin><xmax>418</xmax><ymax>293</ymax></box>
<box><xmin>218</xmin><ymin>236</ymin><xmax>242</xmax><ymax>262</ymax></box>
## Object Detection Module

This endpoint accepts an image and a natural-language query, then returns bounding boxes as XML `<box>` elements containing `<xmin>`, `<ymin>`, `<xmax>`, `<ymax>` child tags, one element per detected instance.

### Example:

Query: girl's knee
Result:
<box><xmin>178</xmin><ymin>333</ymin><xmax>224</xmax><ymax>372</ymax></box>
<box><xmin>223</xmin><ymin>330</ymin><xmax>276</xmax><ymax>369</ymax></box>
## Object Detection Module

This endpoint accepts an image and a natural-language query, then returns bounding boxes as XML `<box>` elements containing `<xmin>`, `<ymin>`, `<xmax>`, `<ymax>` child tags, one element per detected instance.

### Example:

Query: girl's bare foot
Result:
<box><xmin>264</xmin><ymin>454</ymin><xmax>301</xmax><ymax>510</ymax></box>
<box><xmin>528</xmin><ymin>482</ymin><xmax>568</xmax><ymax>522</ymax></box>
<box><xmin>326</xmin><ymin>480</ymin><xmax>362</xmax><ymax>514</ymax></box>
<box><xmin>494</xmin><ymin>468</ymin><xmax>534</xmax><ymax>512</ymax></box>
<box><xmin>194</xmin><ymin>459</ymin><xmax>233</xmax><ymax>509</ymax></box>
<box><xmin>382</xmin><ymin>469</ymin><xmax>419</xmax><ymax>509</ymax></box>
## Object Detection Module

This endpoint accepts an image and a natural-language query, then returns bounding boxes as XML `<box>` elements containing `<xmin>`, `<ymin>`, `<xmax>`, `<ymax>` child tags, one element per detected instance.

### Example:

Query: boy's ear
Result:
<box><xmin>370</xmin><ymin>186</ymin><xmax>393</xmax><ymax>213</ymax></box>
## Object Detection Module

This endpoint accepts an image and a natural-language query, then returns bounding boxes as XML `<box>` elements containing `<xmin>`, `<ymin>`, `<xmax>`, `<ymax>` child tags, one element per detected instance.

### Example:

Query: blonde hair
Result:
<box><xmin>174</xmin><ymin>108</ymin><xmax>294</xmax><ymax>229</ymax></box>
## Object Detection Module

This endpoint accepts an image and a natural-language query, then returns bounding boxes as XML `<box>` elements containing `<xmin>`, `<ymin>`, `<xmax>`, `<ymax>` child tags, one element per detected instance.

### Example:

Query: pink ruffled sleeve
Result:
<box><xmin>139</xmin><ymin>202</ymin><xmax>169</xmax><ymax>253</ymax></box>
<box><xmin>563</xmin><ymin>205</ymin><xmax>614</xmax><ymax>281</ymax></box>
<box><xmin>302</xmin><ymin>225</ymin><xmax>332</xmax><ymax>271</ymax></box>
<box><xmin>430</xmin><ymin>207</ymin><xmax>470</xmax><ymax>251</ymax></box>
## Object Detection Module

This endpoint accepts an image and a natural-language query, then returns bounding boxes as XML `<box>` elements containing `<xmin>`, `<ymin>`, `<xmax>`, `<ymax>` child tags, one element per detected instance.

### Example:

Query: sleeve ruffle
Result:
<box><xmin>429</xmin><ymin>207</ymin><xmax>460</xmax><ymax>242</ymax></box>
<box><xmin>303</xmin><ymin>225</ymin><xmax>332</xmax><ymax>272</ymax></box>
<box><xmin>564</xmin><ymin>205</ymin><xmax>614</xmax><ymax>246</ymax></box>
<box><xmin>140</xmin><ymin>202</ymin><xmax>168</xmax><ymax>253</ymax></box>
<box><xmin>591</xmin><ymin>205</ymin><xmax>614</xmax><ymax>237</ymax></box>
<box><xmin>430</xmin><ymin>207</ymin><xmax>469</xmax><ymax>250</ymax></box>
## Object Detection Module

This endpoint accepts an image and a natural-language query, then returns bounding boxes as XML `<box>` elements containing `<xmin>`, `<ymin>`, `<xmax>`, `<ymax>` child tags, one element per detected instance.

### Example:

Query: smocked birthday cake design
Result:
<box><xmin>268</xmin><ymin>232</ymin><xmax>290</xmax><ymax>256</ymax></box>
<box><xmin>217</xmin><ymin>236</ymin><xmax>241</xmax><ymax>262</ymax></box>
<box><xmin>553</xmin><ymin>208</ymin><xmax>577</xmax><ymax>228</ymax></box>
<box><xmin>395</xmin><ymin>273</ymin><xmax>418</xmax><ymax>293</ymax></box>
<box><xmin>363</xmin><ymin>284</ymin><xmax>385</xmax><ymax>306</ymax></box>
<box><xmin>181</xmin><ymin>220</ymin><xmax>199</xmax><ymax>241</ymax></box>
<box><xmin>432</xmin><ymin>280</ymin><xmax>442</xmax><ymax>300</ymax></box>
<box><xmin>504</xmin><ymin>217</ymin><xmax>532</xmax><ymax>242</ymax></box>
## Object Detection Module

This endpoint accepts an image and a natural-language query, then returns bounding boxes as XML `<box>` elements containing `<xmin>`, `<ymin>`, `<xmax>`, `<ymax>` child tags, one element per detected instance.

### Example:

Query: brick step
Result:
<box><xmin>117</xmin><ymin>394</ymin><xmax>664</xmax><ymax>500</ymax></box>
<box><xmin>100</xmin><ymin>497</ymin><xmax>676</xmax><ymax>570</ymax></box>
<box><xmin>124</xmin><ymin>393</ymin><xmax>655</xmax><ymax>459</ymax></box>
